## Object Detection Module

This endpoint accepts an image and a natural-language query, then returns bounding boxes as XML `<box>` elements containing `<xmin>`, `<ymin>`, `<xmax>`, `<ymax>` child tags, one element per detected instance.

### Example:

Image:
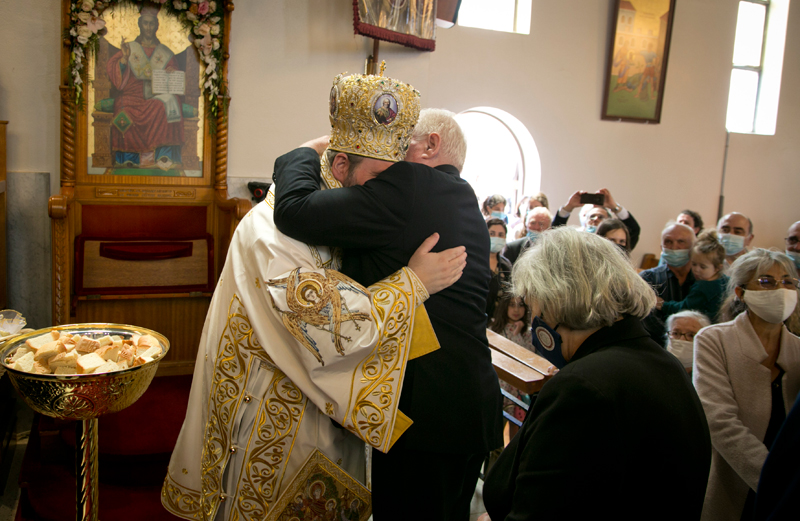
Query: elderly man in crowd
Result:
<box><xmin>639</xmin><ymin>223</ymin><xmax>696</xmax><ymax>346</ymax></box>
<box><xmin>503</xmin><ymin>206</ymin><xmax>552</xmax><ymax>264</ymax></box>
<box><xmin>665</xmin><ymin>310</ymin><xmax>710</xmax><ymax>374</ymax></box>
<box><xmin>785</xmin><ymin>220</ymin><xmax>800</xmax><ymax>270</ymax></box>
<box><xmin>717</xmin><ymin>211</ymin><xmax>754</xmax><ymax>264</ymax></box>
<box><xmin>552</xmin><ymin>188</ymin><xmax>641</xmax><ymax>250</ymax></box>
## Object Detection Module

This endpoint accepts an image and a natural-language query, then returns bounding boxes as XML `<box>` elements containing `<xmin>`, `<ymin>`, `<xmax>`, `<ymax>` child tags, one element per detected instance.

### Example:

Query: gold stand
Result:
<box><xmin>76</xmin><ymin>419</ymin><xmax>99</xmax><ymax>521</ymax></box>
<box><xmin>0</xmin><ymin>324</ymin><xmax>170</xmax><ymax>521</ymax></box>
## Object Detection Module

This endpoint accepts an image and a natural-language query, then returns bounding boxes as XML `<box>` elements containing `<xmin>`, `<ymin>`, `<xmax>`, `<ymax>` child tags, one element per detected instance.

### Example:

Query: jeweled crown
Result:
<box><xmin>328</xmin><ymin>63</ymin><xmax>421</xmax><ymax>162</ymax></box>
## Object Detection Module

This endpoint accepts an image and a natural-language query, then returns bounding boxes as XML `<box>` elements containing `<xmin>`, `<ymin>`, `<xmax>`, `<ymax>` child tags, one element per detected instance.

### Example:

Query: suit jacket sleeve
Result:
<box><xmin>272</xmin><ymin>147</ymin><xmax>410</xmax><ymax>249</ymax></box>
<box><xmin>693</xmin><ymin>327</ymin><xmax>769</xmax><ymax>490</ymax></box>
<box><xmin>551</xmin><ymin>212</ymin><xmax>569</xmax><ymax>228</ymax></box>
<box><xmin>622</xmin><ymin>212</ymin><xmax>641</xmax><ymax>250</ymax></box>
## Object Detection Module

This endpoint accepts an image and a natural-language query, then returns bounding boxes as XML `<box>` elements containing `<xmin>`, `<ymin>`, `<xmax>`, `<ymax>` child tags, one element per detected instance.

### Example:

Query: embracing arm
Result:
<box><xmin>271</xmin><ymin>147</ymin><xmax>408</xmax><ymax>249</ymax></box>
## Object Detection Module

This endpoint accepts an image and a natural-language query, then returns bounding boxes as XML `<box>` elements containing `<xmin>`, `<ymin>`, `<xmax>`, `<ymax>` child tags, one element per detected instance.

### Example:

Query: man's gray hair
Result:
<box><xmin>527</xmin><ymin>206</ymin><xmax>552</xmax><ymax>222</ymax></box>
<box><xmin>512</xmin><ymin>226</ymin><xmax>657</xmax><ymax>330</ymax></box>
<box><xmin>411</xmin><ymin>109</ymin><xmax>467</xmax><ymax>171</ymax></box>
<box><xmin>665</xmin><ymin>311</ymin><xmax>711</xmax><ymax>334</ymax></box>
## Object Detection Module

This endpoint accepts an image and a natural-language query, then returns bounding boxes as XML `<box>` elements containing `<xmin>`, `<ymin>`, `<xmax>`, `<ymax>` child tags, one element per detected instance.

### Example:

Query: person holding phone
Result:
<box><xmin>551</xmin><ymin>188</ymin><xmax>641</xmax><ymax>250</ymax></box>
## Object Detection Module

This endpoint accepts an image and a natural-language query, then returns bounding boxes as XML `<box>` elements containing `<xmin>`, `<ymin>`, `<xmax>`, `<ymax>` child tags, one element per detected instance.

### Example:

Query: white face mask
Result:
<box><xmin>667</xmin><ymin>339</ymin><xmax>694</xmax><ymax>369</ymax></box>
<box><xmin>743</xmin><ymin>288</ymin><xmax>798</xmax><ymax>324</ymax></box>
<box><xmin>489</xmin><ymin>236</ymin><xmax>506</xmax><ymax>253</ymax></box>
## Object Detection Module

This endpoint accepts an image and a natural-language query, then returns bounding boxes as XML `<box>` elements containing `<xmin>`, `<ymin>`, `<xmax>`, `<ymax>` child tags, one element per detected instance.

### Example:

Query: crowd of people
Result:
<box><xmin>165</xmin><ymin>65</ymin><xmax>799</xmax><ymax>521</ymax></box>
<box><xmin>481</xmin><ymin>188</ymin><xmax>800</xmax><ymax>520</ymax></box>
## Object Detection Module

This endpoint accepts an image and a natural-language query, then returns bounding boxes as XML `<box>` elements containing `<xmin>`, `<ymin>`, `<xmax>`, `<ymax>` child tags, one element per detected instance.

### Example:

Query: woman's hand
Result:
<box><xmin>409</xmin><ymin>233</ymin><xmax>467</xmax><ymax>295</ymax></box>
<box><xmin>656</xmin><ymin>297</ymin><xmax>664</xmax><ymax>310</ymax></box>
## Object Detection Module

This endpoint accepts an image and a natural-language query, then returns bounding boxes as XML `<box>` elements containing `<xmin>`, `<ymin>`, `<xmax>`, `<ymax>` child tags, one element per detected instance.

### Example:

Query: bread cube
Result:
<box><xmin>49</xmin><ymin>351</ymin><xmax>79</xmax><ymax>370</ymax></box>
<box><xmin>93</xmin><ymin>360</ymin><xmax>120</xmax><ymax>374</ymax></box>
<box><xmin>32</xmin><ymin>361</ymin><xmax>50</xmax><ymax>375</ymax></box>
<box><xmin>75</xmin><ymin>336</ymin><xmax>101</xmax><ymax>354</ymax></box>
<box><xmin>54</xmin><ymin>366</ymin><xmax>77</xmax><ymax>375</ymax></box>
<box><xmin>33</xmin><ymin>341</ymin><xmax>65</xmax><ymax>362</ymax></box>
<box><xmin>11</xmin><ymin>346</ymin><xmax>33</xmax><ymax>362</ymax></box>
<box><xmin>138</xmin><ymin>346</ymin><xmax>162</xmax><ymax>360</ymax></box>
<box><xmin>77</xmin><ymin>353</ymin><xmax>106</xmax><ymax>374</ymax></box>
<box><xmin>11</xmin><ymin>352</ymin><xmax>35</xmax><ymax>373</ymax></box>
<box><xmin>96</xmin><ymin>345</ymin><xmax>121</xmax><ymax>363</ymax></box>
<box><xmin>25</xmin><ymin>334</ymin><xmax>53</xmax><ymax>351</ymax></box>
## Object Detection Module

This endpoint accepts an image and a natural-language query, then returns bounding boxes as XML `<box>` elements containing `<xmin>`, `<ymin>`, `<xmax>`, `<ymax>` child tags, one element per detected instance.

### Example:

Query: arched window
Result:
<box><xmin>454</xmin><ymin>107</ymin><xmax>541</xmax><ymax>215</ymax></box>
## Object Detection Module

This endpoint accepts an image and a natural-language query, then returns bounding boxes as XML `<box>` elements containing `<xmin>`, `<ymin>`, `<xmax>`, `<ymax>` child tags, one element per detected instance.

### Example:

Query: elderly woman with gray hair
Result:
<box><xmin>666</xmin><ymin>310</ymin><xmax>711</xmax><ymax>373</ymax></box>
<box><xmin>693</xmin><ymin>249</ymin><xmax>800</xmax><ymax>520</ymax></box>
<box><xmin>480</xmin><ymin>227</ymin><xmax>711</xmax><ymax>521</ymax></box>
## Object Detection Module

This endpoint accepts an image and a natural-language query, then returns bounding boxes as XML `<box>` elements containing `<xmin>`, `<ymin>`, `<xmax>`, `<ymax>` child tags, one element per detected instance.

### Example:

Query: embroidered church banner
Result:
<box><xmin>354</xmin><ymin>0</ymin><xmax>442</xmax><ymax>51</ymax></box>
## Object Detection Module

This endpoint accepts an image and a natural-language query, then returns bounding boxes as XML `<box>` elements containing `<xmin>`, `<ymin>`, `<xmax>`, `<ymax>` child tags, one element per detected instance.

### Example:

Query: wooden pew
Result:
<box><xmin>487</xmin><ymin>328</ymin><xmax>554</xmax><ymax>394</ymax></box>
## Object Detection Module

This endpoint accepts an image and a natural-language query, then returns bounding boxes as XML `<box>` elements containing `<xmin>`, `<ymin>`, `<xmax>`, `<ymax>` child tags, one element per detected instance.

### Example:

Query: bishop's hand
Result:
<box><xmin>409</xmin><ymin>233</ymin><xmax>467</xmax><ymax>295</ymax></box>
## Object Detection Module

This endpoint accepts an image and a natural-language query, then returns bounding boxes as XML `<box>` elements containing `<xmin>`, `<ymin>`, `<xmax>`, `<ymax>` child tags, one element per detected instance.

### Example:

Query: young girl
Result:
<box><xmin>659</xmin><ymin>230</ymin><xmax>729</xmax><ymax>322</ymax></box>
<box><xmin>491</xmin><ymin>296</ymin><xmax>534</xmax><ymax>440</ymax></box>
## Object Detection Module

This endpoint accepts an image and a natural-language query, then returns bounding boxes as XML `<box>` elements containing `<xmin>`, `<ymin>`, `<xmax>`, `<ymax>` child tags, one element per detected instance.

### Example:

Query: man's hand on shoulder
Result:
<box><xmin>409</xmin><ymin>233</ymin><xmax>467</xmax><ymax>295</ymax></box>
<box><xmin>299</xmin><ymin>136</ymin><xmax>330</xmax><ymax>156</ymax></box>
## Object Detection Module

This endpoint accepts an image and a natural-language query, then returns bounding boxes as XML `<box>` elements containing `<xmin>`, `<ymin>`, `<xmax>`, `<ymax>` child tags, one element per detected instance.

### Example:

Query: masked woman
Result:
<box><xmin>693</xmin><ymin>249</ymin><xmax>800</xmax><ymax>520</ymax></box>
<box><xmin>481</xmin><ymin>227</ymin><xmax>711</xmax><ymax>520</ymax></box>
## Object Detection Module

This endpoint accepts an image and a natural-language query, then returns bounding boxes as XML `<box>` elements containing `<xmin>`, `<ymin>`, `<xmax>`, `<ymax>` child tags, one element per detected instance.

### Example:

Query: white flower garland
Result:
<box><xmin>67</xmin><ymin>0</ymin><xmax>226</xmax><ymax>120</ymax></box>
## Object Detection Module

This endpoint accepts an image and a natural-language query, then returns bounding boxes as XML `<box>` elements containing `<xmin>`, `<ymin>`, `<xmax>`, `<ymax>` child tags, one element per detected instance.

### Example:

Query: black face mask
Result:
<box><xmin>531</xmin><ymin>316</ymin><xmax>566</xmax><ymax>369</ymax></box>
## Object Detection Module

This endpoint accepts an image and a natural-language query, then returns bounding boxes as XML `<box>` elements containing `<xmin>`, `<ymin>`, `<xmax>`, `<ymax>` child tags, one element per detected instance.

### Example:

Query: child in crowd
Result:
<box><xmin>490</xmin><ymin>296</ymin><xmax>534</xmax><ymax>440</ymax></box>
<box><xmin>658</xmin><ymin>230</ymin><xmax>729</xmax><ymax>322</ymax></box>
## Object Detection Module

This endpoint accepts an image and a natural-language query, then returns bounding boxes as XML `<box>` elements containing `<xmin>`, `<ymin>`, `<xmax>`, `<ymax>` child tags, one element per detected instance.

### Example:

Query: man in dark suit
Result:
<box><xmin>273</xmin><ymin>109</ymin><xmax>503</xmax><ymax>520</ymax></box>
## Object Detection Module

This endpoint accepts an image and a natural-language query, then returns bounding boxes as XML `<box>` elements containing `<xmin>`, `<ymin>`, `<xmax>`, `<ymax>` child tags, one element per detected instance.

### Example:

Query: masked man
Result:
<box><xmin>162</xmin><ymin>71</ymin><xmax>464</xmax><ymax>521</ymax></box>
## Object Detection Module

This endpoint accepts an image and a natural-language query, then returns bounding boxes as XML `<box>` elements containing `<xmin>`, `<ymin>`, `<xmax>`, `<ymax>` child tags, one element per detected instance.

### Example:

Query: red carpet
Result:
<box><xmin>16</xmin><ymin>374</ymin><xmax>193</xmax><ymax>521</ymax></box>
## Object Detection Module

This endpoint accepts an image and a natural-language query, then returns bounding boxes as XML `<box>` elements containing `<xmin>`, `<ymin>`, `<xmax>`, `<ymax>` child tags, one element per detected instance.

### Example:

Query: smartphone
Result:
<box><xmin>580</xmin><ymin>193</ymin><xmax>605</xmax><ymax>205</ymax></box>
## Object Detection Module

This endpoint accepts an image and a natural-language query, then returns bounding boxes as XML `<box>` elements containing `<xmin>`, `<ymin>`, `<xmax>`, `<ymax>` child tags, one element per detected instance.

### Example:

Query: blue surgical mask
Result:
<box><xmin>526</xmin><ymin>230</ymin><xmax>541</xmax><ymax>242</ymax></box>
<box><xmin>719</xmin><ymin>233</ymin><xmax>745</xmax><ymax>256</ymax></box>
<box><xmin>786</xmin><ymin>250</ymin><xmax>800</xmax><ymax>270</ymax></box>
<box><xmin>585</xmin><ymin>225</ymin><xmax>597</xmax><ymax>234</ymax></box>
<box><xmin>531</xmin><ymin>316</ymin><xmax>567</xmax><ymax>369</ymax></box>
<box><xmin>661</xmin><ymin>248</ymin><xmax>690</xmax><ymax>267</ymax></box>
<box><xmin>491</xmin><ymin>211</ymin><xmax>506</xmax><ymax>221</ymax></box>
<box><xmin>490</xmin><ymin>237</ymin><xmax>506</xmax><ymax>253</ymax></box>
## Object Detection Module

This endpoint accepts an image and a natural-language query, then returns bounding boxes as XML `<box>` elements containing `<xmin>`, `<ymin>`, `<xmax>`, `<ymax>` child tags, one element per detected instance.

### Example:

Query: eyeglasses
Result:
<box><xmin>786</xmin><ymin>236</ymin><xmax>800</xmax><ymax>247</ymax></box>
<box><xmin>751</xmin><ymin>276</ymin><xmax>800</xmax><ymax>290</ymax></box>
<box><xmin>669</xmin><ymin>330</ymin><xmax>696</xmax><ymax>341</ymax></box>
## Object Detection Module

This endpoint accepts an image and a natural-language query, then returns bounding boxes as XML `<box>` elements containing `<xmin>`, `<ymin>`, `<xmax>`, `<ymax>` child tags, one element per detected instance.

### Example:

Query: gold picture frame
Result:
<box><xmin>601</xmin><ymin>0</ymin><xmax>676</xmax><ymax>123</ymax></box>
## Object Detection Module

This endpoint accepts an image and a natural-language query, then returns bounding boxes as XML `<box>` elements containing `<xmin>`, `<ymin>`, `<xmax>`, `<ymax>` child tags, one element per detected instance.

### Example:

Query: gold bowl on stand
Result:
<box><xmin>0</xmin><ymin>323</ymin><xmax>170</xmax><ymax>521</ymax></box>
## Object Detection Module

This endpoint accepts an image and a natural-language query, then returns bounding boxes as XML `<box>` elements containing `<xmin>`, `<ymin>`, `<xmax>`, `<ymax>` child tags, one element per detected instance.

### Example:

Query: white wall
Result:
<box><xmin>2</xmin><ymin>0</ymin><xmax>799</xmax><ymax>266</ymax></box>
